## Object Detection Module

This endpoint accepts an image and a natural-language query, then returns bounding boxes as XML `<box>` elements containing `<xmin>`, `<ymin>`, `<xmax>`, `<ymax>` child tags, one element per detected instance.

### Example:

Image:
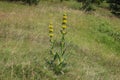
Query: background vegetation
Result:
<box><xmin>0</xmin><ymin>0</ymin><xmax>120</xmax><ymax>80</ymax></box>
<box><xmin>2</xmin><ymin>0</ymin><xmax>120</xmax><ymax>16</ymax></box>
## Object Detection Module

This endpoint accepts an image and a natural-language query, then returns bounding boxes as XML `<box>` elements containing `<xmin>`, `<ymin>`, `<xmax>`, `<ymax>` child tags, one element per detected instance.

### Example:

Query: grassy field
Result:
<box><xmin>0</xmin><ymin>1</ymin><xmax>120</xmax><ymax>80</ymax></box>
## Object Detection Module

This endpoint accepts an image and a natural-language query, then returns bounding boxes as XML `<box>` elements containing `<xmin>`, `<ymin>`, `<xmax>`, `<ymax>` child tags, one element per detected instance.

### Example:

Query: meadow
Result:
<box><xmin>0</xmin><ymin>1</ymin><xmax>120</xmax><ymax>80</ymax></box>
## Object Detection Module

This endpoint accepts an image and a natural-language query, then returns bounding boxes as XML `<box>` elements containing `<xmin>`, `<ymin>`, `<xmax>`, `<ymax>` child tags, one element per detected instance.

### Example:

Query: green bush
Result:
<box><xmin>24</xmin><ymin>0</ymin><xmax>40</xmax><ymax>5</ymax></box>
<box><xmin>4</xmin><ymin>0</ymin><xmax>40</xmax><ymax>5</ymax></box>
<box><xmin>109</xmin><ymin>0</ymin><xmax>120</xmax><ymax>16</ymax></box>
<box><xmin>81</xmin><ymin>0</ymin><xmax>96</xmax><ymax>11</ymax></box>
<box><xmin>78</xmin><ymin>0</ymin><xmax>104</xmax><ymax>11</ymax></box>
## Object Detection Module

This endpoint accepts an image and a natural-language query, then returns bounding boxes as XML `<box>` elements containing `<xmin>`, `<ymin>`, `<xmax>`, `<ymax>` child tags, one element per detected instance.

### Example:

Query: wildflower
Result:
<box><xmin>62</xmin><ymin>20</ymin><xmax>67</xmax><ymax>24</ymax></box>
<box><xmin>49</xmin><ymin>33</ymin><xmax>54</xmax><ymax>38</ymax></box>
<box><xmin>49</xmin><ymin>29</ymin><xmax>53</xmax><ymax>32</ymax></box>
<box><xmin>47</xmin><ymin>13</ymin><xmax>69</xmax><ymax>74</ymax></box>
<box><xmin>61</xmin><ymin>13</ymin><xmax>67</xmax><ymax>34</ymax></box>
<box><xmin>63</xmin><ymin>16</ymin><xmax>67</xmax><ymax>19</ymax></box>
<box><xmin>49</xmin><ymin>22</ymin><xmax>54</xmax><ymax>38</ymax></box>
<box><xmin>62</xmin><ymin>25</ymin><xmax>67</xmax><ymax>29</ymax></box>
<box><xmin>49</xmin><ymin>25</ymin><xmax>53</xmax><ymax>29</ymax></box>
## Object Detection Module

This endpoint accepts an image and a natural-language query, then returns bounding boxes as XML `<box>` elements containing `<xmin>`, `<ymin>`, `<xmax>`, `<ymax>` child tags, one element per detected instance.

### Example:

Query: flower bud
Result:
<box><xmin>49</xmin><ymin>29</ymin><xmax>53</xmax><ymax>33</ymax></box>
<box><xmin>62</xmin><ymin>20</ymin><xmax>67</xmax><ymax>24</ymax></box>
<box><xmin>49</xmin><ymin>34</ymin><xmax>54</xmax><ymax>38</ymax></box>
<box><xmin>62</xmin><ymin>25</ymin><xmax>67</xmax><ymax>29</ymax></box>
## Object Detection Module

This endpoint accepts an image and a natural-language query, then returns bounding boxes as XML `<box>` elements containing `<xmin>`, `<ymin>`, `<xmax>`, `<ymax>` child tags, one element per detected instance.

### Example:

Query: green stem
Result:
<box><xmin>50</xmin><ymin>39</ymin><xmax>54</xmax><ymax>55</ymax></box>
<box><xmin>60</xmin><ymin>33</ymin><xmax>65</xmax><ymax>56</ymax></box>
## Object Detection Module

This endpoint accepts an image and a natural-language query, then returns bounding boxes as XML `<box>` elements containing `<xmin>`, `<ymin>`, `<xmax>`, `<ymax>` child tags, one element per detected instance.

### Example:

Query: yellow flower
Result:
<box><xmin>62</xmin><ymin>25</ymin><xmax>67</xmax><ymax>29</ymax></box>
<box><xmin>49</xmin><ymin>34</ymin><xmax>54</xmax><ymax>38</ymax></box>
<box><xmin>49</xmin><ymin>29</ymin><xmax>53</xmax><ymax>32</ymax></box>
<box><xmin>49</xmin><ymin>25</ymin><xmax>53</xmax><ymax>29</ymax></box>
<box><xmin>63</xmin><ymin>20</ymin><xmax>67</xmax><ymax>24</ymax></box>
<box><xmin>63</xmin><ymin>16</ymin><xmax>67</xmax><ymax>19</ymax></box>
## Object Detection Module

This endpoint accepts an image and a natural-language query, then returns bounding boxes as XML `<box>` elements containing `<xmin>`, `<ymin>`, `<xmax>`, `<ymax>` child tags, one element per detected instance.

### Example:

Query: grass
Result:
<box><xmin>0</xmin><ymin>1</ymin><xmax>120</xmax><ymax>80</ymax></box>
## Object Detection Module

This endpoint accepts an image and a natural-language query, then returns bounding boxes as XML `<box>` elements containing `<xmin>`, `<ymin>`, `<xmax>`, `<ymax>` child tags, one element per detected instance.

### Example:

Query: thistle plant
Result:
<box><xmin>47</xmin><ymin>13</ymin><xmax>68</xmax><ymax>75</ymax></box>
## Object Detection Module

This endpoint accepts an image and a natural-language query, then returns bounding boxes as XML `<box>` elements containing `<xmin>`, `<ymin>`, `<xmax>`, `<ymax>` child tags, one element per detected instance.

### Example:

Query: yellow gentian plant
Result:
<box><xmin>47</xmin><ymin>13</ymin><xmax>68</xmax><ymax>75</ymax></box>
